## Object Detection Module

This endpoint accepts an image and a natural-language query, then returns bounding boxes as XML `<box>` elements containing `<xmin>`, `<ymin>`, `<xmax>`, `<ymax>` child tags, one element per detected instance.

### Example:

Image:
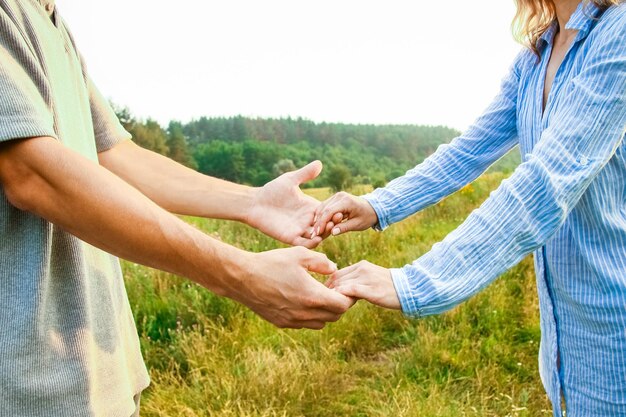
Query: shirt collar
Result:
<box><xmin>537</xmin><ymin>1</ymin><xmax>603</xmax><ymax>52</ymax></box>
<box><xmin>565</xmin><ymin>1</ymin><xmax>602</xmax><ymax>35</ymax></box>
<box><xmin>538</xmin><ymin>22</ymin><xmax>558</xmax><ymax>50</ymax></box>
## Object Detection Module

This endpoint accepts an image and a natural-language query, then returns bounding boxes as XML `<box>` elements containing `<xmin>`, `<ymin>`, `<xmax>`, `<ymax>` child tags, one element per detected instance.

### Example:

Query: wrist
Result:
<box><xmin>360</xmin><ymin>197</ymin><xmax>381</xmax><ymax>229</ymax></box>
<box><xmin>192</xmin><ymin>239</ymin><xmax>254</xmax><ymax>299</ymax></box>
<box><xmin>239</xmin><ymin>186</ymin><xmax>261</xmax><ymax>226</ymax></box>
<box><xmin>361</xmin><ymin>194</ymin><xmax>387</xmax><ymax>231</ymax></box>
<box><xmin>197</xmin><ymin>175</ymin><xmax>256</xmax><ymax>222</ymax></box>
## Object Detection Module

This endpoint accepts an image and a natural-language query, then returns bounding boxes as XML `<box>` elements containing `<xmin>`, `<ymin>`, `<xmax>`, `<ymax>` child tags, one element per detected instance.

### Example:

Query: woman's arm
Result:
<box><xmin>332</xmin><ymin>13</ymin><xmax>626</xmax><ymax>315</ymax></box>
<box><xmin>313</xmin><ymin>50</ymin><xmax>526</xmax><ymax>235</ymax></box>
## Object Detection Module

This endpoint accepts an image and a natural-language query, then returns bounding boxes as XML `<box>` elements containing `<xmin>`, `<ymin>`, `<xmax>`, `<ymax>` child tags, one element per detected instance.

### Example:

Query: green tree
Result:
<box><xmin>272</xmin><ymin>159</ymin><xmax>296</xmax><ymax>177</ymax></box>
<box><xmin>194</xmin><ymin>141</ymin><xmax>245</xmax><ymax>182</ymax></box>
<box><xmin>326</xmin><ymin>165</ymin><xmax>353</xmax><ymax>192</ymax></box>
<box><xmin>167</xmin><ymin>121</ymin><xmax>197</xmax><ymax>169</ymax></box>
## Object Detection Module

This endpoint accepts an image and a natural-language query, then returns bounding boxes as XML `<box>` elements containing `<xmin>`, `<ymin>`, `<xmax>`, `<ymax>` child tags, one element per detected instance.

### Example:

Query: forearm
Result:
<box><xmin>364</xmin><ymin>139</ymin><xmax>512</xmax><ymax>229</ymax></box>
<box><xmin>98</xmin><ymin>140</ymin><xmax>254</xmax><ymax>222</ymax></box>
<box><xmin>363</xmin><ymin>54</ymin><xmax>523</xmax><ymax>230</ymax></box>
<box><xmin>394</xmin><ymin>135</ymin><xmax>622</xmax><ymax>317</ymax></box>
<box><xmin>0</xmin><ymin>137</ymin><xmax>245</xmax><ymax>295</ymax></box>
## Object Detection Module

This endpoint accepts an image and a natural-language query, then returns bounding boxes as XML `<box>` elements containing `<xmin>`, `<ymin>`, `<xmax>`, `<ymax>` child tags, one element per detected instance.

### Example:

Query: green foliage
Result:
<box><xmin>129</xmin><ymin>119</ymin><xmax>170</xmax><ymax>155</ymax></box>
<box><xmin>111</xmin><ymin>107</ymin><xmax>521</xmax><ymax>188</ymax></box>
<box><xmin>123</xmin><ymin>173</ymin><xmax>550</xmax><ymax>417</ymax></box>
<box><xmin>327</xmin><ymin>165</ymin><xmax>353</xmax><ymax>192</ymax></box>
<box><xmin>272</xmin><ymin>159</ymin><xmax>297</xmax><ymax>177</ymax></box>
<box><xmin>194</xmin><ymin>141</ymin><xmax>246</xmax><ymax>182</ymax></box>
<box><xmin>167</xmin><ymin>121</ymin><xmax>197</xmax><ymax>169</ymax></box>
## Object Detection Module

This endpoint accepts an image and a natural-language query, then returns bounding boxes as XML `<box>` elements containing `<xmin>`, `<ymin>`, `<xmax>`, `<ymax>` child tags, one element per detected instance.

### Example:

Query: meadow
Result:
<box><xmin>123</xmin><ymin>172</ymin><xmax>552</xmax><ymax>417</ymax></box>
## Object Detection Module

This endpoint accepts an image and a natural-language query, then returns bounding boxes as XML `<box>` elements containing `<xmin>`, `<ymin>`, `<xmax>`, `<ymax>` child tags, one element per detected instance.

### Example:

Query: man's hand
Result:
<box><xmin>326</xmin><ymin>261</ymin><xmax>400</xmax><ymax>310</ymax></box>
<box><xmin>99</xmin><ymin>142</ymin><xmax>321</xmax><ymax>248</ymax></box>
<box><xmin>245</xmin><ymin>161</ymin><xmax>325</xmax><ymax>248</ymax></box>
<box><xmin>312</xmin><ymin>192</ymin><xmax>379</xmax><ymax>239</ymax></box>
<box><xmin>230</xmin><ymin>247</ymin><xmax>354</xmax><ymax>329</ymax></box>
<box><xmin>0</xmin><ymin>137</ymin><xmax>350</xmax><ymax>330</ymax></box>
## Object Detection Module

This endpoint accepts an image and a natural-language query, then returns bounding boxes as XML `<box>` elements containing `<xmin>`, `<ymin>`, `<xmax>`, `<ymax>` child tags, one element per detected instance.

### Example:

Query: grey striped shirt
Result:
<box><xmin>0</xmin><ymin>0</ymin><xmax>149</xmax><ymax>415</ymax></box>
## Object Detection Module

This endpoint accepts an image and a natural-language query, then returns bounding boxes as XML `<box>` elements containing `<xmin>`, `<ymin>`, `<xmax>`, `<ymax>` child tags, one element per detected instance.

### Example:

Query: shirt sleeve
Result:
<box><xmin>392</xmin><ymin>15</ymin><xmax>626</xmax><ymax>317</ymax></box>
<box><xmin>59</xmin><ymin>15</ymin><xmax>131</xmax><ymax>153</ymax></box>
<box><xmin>362</xmin><ymin>50</ymin><xmax>527</xmax><ymax>230</ymax></box>
<box><xmin>85</xmin><ymin>75</ymin><xmax>132</xmax><ymax>153</ymax></box>
<box><xmin>0</xmin><ymin>22</ymin><xmax>57</xmax><ymax>143</ymax></box>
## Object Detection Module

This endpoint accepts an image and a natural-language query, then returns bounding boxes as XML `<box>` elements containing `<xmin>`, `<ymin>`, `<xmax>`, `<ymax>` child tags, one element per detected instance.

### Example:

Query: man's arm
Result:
<box><xmin>98</xmin><ymin>140</ymin><xmax>324</xmax><ymax>248</ymax></box>
<box><xmin>0</xmin><ymin>136</ymin><xmax>351</xmax><ymax>329</ymax></box>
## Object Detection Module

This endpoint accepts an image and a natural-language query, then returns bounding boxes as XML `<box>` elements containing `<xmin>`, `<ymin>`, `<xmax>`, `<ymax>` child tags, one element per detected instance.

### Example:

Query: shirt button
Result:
<box><xmin>580</xmin><ymin>156</ymin><xmax>588</xmax><ymax>165</ymax></box>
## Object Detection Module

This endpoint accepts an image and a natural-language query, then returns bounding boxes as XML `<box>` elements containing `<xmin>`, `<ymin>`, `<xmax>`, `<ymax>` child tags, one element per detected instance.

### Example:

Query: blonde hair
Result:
<box><xmin>512</xmin><ymin>0</ymin><xmax>622</xmax><ymax>55</ymax></box>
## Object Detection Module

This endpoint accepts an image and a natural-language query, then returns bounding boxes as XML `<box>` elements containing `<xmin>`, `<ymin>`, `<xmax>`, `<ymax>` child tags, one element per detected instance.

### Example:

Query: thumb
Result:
<box><xmin>302</xmin><ymin>251</ymin><xmax>337</xmax><ymax>275</ymax></box>
<box><xmin>290</xmin><ymin>160</ymin><xmax>323</xmax><ymax>185</ymax></box>
<box><xmin>331</xmin><ymin>218</ymin><xmax>362</xmax><ymax>236</ymax></box>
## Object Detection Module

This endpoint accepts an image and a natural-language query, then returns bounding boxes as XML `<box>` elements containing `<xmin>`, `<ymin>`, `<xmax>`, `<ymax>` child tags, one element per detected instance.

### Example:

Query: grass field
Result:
<box><xmin>123</xmin><ymin>173</ymin><xmax>552</xmax><ymax>417</ymax></box>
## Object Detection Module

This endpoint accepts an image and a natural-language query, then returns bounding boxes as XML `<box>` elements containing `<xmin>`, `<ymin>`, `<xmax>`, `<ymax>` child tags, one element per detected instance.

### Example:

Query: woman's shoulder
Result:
<box><xmin>592</xmin><ymin>3</ymin><xmax>626</xmax><ymax>41</ymax></box>
<box><xmin>579</xmin><ymin>2</ymin><xmax>626</xmax><ymax>64</ymax></box>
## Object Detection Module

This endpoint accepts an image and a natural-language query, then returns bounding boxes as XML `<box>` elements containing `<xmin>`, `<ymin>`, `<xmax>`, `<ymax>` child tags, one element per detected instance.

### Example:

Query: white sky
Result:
<box><xmin>56</xmin><ymin>0</ymin><xmax>521</xmax><ymax>131</ymax></box>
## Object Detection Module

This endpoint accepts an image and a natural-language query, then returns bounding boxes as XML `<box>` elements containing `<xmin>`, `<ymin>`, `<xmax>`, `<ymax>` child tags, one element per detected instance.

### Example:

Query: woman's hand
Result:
<box><xmin>312</xmin><ymin>192</ymin><xmax>379</xmax><ymax>238</ymax></box>
<box><xmin>327</xmin><ymin>261</ymin><xmax>401</xmax><ymax>310</ymax></box>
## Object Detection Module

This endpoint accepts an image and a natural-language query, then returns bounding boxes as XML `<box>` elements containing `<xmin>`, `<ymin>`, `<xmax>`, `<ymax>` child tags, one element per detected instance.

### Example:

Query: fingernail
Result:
<box><xmin>332</xmin><ymin>227</ymin><xmax>340</xmax><ymax>236</ymax></box>
<box><xmin>316</xmin><ymin>227</ymin><xmax>320</xmax><ymax>236</ymax></box>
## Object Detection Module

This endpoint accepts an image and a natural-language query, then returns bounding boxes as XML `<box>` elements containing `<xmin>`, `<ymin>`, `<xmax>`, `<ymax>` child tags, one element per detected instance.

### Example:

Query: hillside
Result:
<box><xmin>114</xmin><ymin>109</ymin><xmax>520</xmax><ymax>189</ymax></box>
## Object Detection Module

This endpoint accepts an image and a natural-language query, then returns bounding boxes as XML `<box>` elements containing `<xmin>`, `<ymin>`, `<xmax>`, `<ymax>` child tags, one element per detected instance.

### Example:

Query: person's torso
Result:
<box><xmin>0</xmin><ymin>1</ymin><xmax>149</xmax><ymax>415</ymax></box>
<box><xmin>514</xmin><ymin>3</ymin><xmax>626</xmax><ymax>415</ymax></box>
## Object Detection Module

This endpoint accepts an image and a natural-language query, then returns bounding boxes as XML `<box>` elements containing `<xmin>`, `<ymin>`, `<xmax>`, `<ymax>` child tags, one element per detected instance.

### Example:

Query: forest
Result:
<box><xmin>114</xmin><ymin>107</ymin><xmax>520</xmax><ymax>190</ymax></box>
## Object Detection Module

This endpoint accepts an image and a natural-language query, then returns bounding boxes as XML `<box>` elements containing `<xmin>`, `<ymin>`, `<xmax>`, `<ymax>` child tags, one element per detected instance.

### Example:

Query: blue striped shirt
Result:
<box><xmin>363</xmin><ymin>3</ymin><xmax>626</xmax><ymax>416</ymax></box>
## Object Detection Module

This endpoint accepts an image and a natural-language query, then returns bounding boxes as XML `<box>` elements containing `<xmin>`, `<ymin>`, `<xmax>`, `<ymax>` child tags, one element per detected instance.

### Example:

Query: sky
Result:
<box><xmin>56</xmin><ymin>0</ymin><xmax>521</xmax><ymax>131</ymax></box>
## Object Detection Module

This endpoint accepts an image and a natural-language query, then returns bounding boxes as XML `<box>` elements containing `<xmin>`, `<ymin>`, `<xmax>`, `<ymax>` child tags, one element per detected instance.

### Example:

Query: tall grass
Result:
<box><xmin>123</xmin><ymin>173</ymin><xmax>552</xmax><ymax>416</ymax></box>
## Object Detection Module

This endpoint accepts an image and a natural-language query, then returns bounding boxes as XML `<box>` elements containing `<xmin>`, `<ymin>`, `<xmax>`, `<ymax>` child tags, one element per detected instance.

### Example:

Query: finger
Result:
<box><xmin>281</xmin><ymin>320</ymin><xmax>326</xmax><ymax>330</ymax></box>
<box><xmin>313</xmin><ymin>199</ymin><xmax>341</xmax><ymax>237</ymax></box>
<box><xmin>302</xmin><ymin>251</ymin><xmax>337</xmax><ymax>275</ymax></box>
<box><xmin>313</xmin><ymin>285</ymin><xmax>353</xmax><ymax>314</ymax></box>
<box><xmin>332</xmin><ymin>212</ymin><xmax>343</xmax><ymax>224</ymax></box>
<box><xmin>325</xmin><ymin>274</ymin><xmax>338</xmax><ymax>288</ymax></box>
<box><xmin>332</xmin><ymin>262</ymin><xmax>363</xmax><ymax>279</ymax></box>
<box><xmin>293</xmin><ymin>236</ymin><xmax>322</xmax><ymax>249</ymax></box>
<box><xmin>331</xmin><ymin>218</ymin><xmax>362</xmax><ymax>236</ymax></box>
<box><xmin>289</xmin><ymin>160</ymin><xmax>322</xmax><ymax>185</ymax></box>
<box><xmin>334</xmin><ymin>283</ymin><xmax>371</xmax><ymax>300</ymax></box>
<box><xmin>317</xmin><ymin>221</ymin><xmax>334</xmax><ymax>239</ymax></box>
<box><xmin>294</xmin><ymin>309</ymin><xmax>342</xmax><ymax>323</ymax></box>
<box><xmin>332</xmin><ymin>270</ymin><xmax>361</xmax><ymax>286</ymax></box>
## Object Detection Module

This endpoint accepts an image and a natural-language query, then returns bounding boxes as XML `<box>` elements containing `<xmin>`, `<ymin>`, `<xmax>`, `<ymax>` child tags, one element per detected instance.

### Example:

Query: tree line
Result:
<box><xmin>114</xmin><ymin>107</ymin><xmax>519</xmax><ymax>191</ymax></box>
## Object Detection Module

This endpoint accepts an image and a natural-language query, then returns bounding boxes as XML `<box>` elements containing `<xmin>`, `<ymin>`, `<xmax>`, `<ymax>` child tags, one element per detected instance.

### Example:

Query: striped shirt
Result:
<box><xmin>363</xmin><ymin>2</ymin><xmax>626</xmax><ymax>416</ymax></box>
<box><xmin>0</xmin><ymin>0</ymin><xmax>148</xmax><ymax>415</ymax></box>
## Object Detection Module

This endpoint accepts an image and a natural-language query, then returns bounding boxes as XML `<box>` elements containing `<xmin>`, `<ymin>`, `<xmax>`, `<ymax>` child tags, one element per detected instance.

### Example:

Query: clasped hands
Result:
<box><xmin>241</xmin><ymin>161</ymin><xmax>399</xmax><ymax>331</ymax></box>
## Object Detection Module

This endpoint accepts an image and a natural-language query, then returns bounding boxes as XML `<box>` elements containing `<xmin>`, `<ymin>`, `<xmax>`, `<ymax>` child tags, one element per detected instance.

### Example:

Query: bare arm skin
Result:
<box><xmin>98</xmin><ymin>140</ymin><xmax>324</xmax><ymax>248</ymax></box>
<box><xmin>0</xmin><ymin>137</ymin><xmax>352</xmax><ymax>329</ymax></box>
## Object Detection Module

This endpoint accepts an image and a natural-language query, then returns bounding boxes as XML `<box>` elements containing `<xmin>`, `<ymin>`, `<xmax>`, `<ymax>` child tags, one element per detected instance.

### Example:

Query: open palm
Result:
<box><xmin>246</xmin><ymin>161</ymin><xmax>324</xmax><ymax>248</ymax></box>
